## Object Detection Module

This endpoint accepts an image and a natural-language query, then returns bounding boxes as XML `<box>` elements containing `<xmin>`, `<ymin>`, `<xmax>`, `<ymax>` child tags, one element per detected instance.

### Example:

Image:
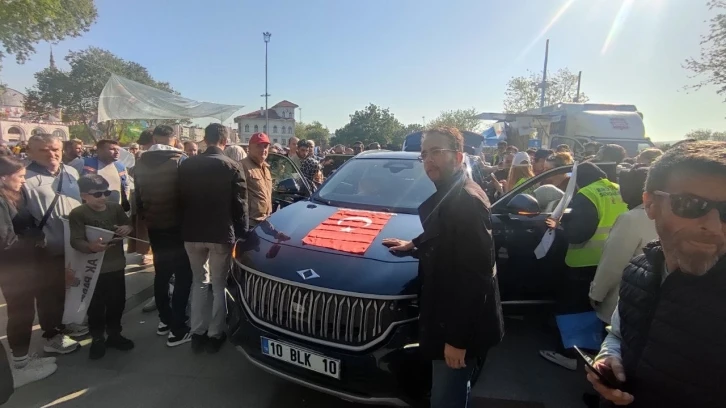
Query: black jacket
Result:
<box><xmin>562</xmin><ymin>163</ymin><xmax>608</xmax><ymax>245</ymax></box>
<box><xmin>178</xmin><ymin>146</ymin><xmax>248</xmax><ymax>244</ymax></box>
<box><xmin>412</xmin><ymin>171</ymin><xmax>504</xmax><ymax>360</ymax></box>
<box><xmin>613</xmin><ymin>243</ymin><xmax>726</xmax><ymax>408</ymax></box>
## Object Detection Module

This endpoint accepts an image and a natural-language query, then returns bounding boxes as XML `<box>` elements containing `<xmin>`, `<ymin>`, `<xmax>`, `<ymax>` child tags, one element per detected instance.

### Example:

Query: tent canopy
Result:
<box><xmin>98</xmin><ymin>74</ymin><xmax>243</xmax><ymax>122</ymax></box>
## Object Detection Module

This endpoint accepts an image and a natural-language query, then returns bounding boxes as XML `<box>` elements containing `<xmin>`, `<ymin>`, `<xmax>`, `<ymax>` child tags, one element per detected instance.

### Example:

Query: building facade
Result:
<box><xmin>234</xmin><ymin>100</ymin><xmax>298</xmax><ymax>145</ymax></box>
<box><xmin>0</xmin><ymin>87</ymin><xmax>69</xmax><ymax>144</ymax></box>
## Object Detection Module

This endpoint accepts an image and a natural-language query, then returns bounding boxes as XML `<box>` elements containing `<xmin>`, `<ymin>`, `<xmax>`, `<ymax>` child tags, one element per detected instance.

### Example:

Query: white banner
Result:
<box><xmin>61</xmin><ymin>219</ymin><xmax>116</xmax><ymax>325</ymax></box>
<box><xmin>534</xmin><ymin>162</ymin><xmax>579</xmax><ymax>259</ymax></box>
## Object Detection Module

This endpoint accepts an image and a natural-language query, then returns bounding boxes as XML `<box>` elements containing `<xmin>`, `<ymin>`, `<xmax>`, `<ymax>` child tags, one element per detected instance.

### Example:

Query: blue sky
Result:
<box><xmin>1</xmin><ymin>0</ymin><xmax>723</xmax><ymax>142</ymax></box>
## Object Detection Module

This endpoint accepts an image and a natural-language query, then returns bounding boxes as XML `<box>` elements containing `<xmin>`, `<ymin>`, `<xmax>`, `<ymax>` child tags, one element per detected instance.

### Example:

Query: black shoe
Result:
<box><xmin>166</xmin><ymin>331</ymin><xmax>192</xmax><ymax>347</ymax></box>
<box><xmin>191</xmin><ymin>334</ymin><xmax>208</xmax><ymax>354</ymax></box>
<box><xmin>106</xmin><ymin>334</ymin><xmax>135</xmax><ymax>351</ymax></box>
<box><xmin>206</xmin><ymin>333</ymin><xmax>227</xmax><ymax>354</ymax></box>
<box><xmin>89</xmin><ymin>337</ymin><xmax>106</xmax><ymax>360</ymax></box>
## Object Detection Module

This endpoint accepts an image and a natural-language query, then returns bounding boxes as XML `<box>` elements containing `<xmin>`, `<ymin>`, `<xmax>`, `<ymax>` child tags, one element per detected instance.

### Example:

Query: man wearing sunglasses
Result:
<box><xmin>588</xmin><ymin>141</ymin><xmax>726</xmax><ymax>407</ymax></box>
<box><xmin>383</xmin><ymin>127</ymin><xmax>504</xmax><ymax>408</ymax></box>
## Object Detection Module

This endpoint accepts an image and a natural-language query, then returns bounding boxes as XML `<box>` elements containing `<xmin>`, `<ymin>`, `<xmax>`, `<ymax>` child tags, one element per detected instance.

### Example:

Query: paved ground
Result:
<box><xmin>0</xmin><ymin>257</ymin><xmax>593</xmax><ymax>408</ymax></box>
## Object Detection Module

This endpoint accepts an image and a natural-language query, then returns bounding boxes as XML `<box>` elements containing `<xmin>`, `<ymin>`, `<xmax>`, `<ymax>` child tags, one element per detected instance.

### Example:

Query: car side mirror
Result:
<box><xmin>506</xmin><ymin>193</ymin><xmax>541</xmax><ymax>216</ymax></box>
<box><xmin>276</xmin><ymin>178</ymin><xmax>303</xmax><ymax>195</ymax></box>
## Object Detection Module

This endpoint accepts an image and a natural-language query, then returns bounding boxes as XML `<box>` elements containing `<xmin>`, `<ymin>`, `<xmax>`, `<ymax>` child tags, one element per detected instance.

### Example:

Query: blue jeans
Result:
<box><xmin>431</xmin><ymin>359</ymin><xmax>477</xmax><ymax>408</ymax></box>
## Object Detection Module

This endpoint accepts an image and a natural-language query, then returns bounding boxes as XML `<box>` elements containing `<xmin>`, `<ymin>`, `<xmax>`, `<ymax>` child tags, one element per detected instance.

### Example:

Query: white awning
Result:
<box><xmin>98</xmin><ymin>74</ymin><xmax>243</xmax><ymax>122</ymax></box>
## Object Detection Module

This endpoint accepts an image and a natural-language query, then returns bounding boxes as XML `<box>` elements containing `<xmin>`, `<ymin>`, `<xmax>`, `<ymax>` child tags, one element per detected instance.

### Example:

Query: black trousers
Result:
<box><xmin>0</xmin><ymin>248</ymin><xmax>37</xmax><ymax>357</ymax></box>
<box><xmin>33</xmin><ymin>251</ymin><xmax>67</xmax><ymax>339</ymax></box>
<box><xmin>88</xmin><ymin>270</ymin><xmax>126</xmax><ymax>338</ymax></box>
<box><xmin>555</xmin><ymin>265</ymin><xmax>601</xmax><ymax>353</ymax></box>
<box><xmin>148</xmin><ymin>227</ymin><xmax>192</xmax><ymax>336</ymax></box>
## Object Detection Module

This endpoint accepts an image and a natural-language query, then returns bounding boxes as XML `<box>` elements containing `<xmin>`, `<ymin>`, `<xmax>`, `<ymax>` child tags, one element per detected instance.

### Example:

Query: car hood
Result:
<box><xmin>234</xmin><ymin>201</ymin><xmax>422</xmax><ymax>296</ymax></box>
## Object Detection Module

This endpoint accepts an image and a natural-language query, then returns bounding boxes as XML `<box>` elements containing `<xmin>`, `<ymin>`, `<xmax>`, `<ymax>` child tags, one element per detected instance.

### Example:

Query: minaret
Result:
<box><xmin>49</xmin><ymin>48</ymin><xmax>57</xmax><ymax>70</ymax></box>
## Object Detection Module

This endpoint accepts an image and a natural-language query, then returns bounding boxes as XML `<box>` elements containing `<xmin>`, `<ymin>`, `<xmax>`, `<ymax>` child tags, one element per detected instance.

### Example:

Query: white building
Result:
<box><xmin>0</xmin><ymin>87</ymin><xmax>69</xmax><ymax>144</ymax></box>
<box><xmin>234</xmin><ymin>100</ymin><xmax>298</xmax><ymax>145</ymax></box>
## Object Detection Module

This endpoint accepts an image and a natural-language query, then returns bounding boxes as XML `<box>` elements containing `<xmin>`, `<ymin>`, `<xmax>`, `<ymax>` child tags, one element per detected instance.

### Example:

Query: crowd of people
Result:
<box><xmin>0</xmin><ymin>125</ymin><xmax>725</xmax><ymax>407</ymax></box>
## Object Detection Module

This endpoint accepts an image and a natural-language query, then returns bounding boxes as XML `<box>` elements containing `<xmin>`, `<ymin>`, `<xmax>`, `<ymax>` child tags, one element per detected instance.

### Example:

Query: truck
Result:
<box><xmin>476</xmin><ymin>103</ymin><xmax>655</xmax><ymax>157</ymax></box>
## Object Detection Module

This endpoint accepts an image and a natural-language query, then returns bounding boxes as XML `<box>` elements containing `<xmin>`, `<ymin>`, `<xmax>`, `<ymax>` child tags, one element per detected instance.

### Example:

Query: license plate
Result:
<box><xmin>261</xmin><ymin>337</ymin><xmax>341</xmax><ymax>379</ymax></box>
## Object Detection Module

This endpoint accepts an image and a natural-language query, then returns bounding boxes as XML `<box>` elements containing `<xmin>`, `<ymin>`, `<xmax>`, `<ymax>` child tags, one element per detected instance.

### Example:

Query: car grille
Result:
<box><xmin>239</xmin><ymin>267</ymin><xmax>415</xmax><ymax>349</ymax></box>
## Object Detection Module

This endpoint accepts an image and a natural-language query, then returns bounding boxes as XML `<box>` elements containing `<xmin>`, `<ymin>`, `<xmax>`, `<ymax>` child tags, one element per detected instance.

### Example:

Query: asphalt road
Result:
<box><xmin>0</xmin><ymin>261</ymin><xmax>593</xmax><ymax>408</ymax></box>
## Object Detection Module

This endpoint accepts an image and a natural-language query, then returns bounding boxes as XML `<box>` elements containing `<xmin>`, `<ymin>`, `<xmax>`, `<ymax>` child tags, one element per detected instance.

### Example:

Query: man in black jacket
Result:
<box><xmin>589</xmin><ymin>141</ymin><xmax>726</xmax><ymax>407</ymax></box>
<box><xmin>179</xmin><ymin>124</ymin><xmax>247</xmax><ymax>354</ymax></box>
<box><xmin>383</xmin><ymin>127</ymin><xmax>504</xmax><ymax>408</ymax></box>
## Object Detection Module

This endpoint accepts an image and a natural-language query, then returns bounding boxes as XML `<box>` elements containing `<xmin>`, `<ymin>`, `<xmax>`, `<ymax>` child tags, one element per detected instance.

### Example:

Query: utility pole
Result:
<box><xmin>539</xmin><ymin>39</ymin><xmax>550</xmax><ymax>110</ymax></box>
<box><xmin>263</xmin><ymin>32</ymin><xmax>271</xmax><ymax>134</ymax></box>
<box><xmin>299</xmin><ymin>107</ymin><xmax>302</xmax><ymax>123</ymax></box>
<box><xmin>574</xmin><ymin>70</ymin><xmax>582</xmax><ymax>103</ymax></box>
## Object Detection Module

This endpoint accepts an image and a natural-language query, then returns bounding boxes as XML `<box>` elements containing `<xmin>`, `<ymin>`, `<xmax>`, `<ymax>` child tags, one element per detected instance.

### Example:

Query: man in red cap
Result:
<box><xmin>241</xmin><ymin>133</ymin><xmax>273</xmax><ymax>228</ymax></box>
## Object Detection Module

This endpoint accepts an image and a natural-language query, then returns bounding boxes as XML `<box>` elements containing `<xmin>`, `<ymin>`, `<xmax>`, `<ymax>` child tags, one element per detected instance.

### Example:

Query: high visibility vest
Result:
<box><xmin>565</xmin><ymin>178</ymin><xmax>628</xmax><ymax>268</ymax></box>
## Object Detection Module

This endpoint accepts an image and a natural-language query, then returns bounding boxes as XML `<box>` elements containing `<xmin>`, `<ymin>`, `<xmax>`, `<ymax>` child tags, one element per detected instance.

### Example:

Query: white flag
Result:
<box><xmin>61</xmin><ymin>218</ymin><xmax>115</xmax><ymax>325</ymax></box>
<box><xmin>534</xmin><ymin>162</ymin><xmax>579</xmax><ymax>259</ymax></box>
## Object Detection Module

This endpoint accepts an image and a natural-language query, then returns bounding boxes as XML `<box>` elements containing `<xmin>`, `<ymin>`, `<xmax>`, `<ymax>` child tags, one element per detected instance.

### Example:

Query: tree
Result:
<box><xmin>333</xmin><ymin>104</ymin><xmax>406</xmax><ymax>147</ymax></box>
<box><xmin>684</xmin><ymin>1</ymin><xmax>726</xmax><ymax>104</ymax></box>
<box><xmin>0</xmin><ymin>0</ymin><xmax>97</xmax><ymax>71</ymax></box>
<box><xmin>684</xmin><ymin>128</ymin><xmax>726</xmax><ymax>141</ymax></box>
<box><xmin>503</xmin><ymin>68</ymin><xmax>588</xmax><ymax>113</ymax></box>
<box><xmin>427</xmin><ymin>108</ymin><xmax>482</xmax><ymax>132</ymax></box>
<box><xmin>295</xmin><ymin>121</ymin><xmax>330</xmax><ymax>147</ymax></box>
<box><xmin>294</xmin><ymin>123</ymin><xmax>308</xmax><ymax>140</ymax></box>
<box><xmin>24</xmin><ymin>47</ymin><xmax>181</xmax><ymax>141</ymax></box>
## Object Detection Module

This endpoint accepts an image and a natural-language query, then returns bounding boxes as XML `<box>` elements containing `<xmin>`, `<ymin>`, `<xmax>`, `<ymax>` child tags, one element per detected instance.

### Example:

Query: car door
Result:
<box><xmin>490</xmin><ymin>167</ymin><xmax>572</xmax><ymax>306</ymax></box>
<box><xmin>266</xmin><ymin>153</ymin><xmax>311</xmax><ymax>210</ymax></box>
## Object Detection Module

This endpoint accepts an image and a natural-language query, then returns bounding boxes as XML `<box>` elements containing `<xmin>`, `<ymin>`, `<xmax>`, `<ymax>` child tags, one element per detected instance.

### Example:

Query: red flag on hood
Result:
<box><xmin>302</xmin><ymin>209</ymin><xmax>394</xmax><ymax>255</ymax></box>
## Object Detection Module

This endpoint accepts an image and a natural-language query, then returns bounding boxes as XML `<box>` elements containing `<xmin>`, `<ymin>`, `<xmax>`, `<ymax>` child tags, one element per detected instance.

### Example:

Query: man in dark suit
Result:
<box><xmin>383</xmin><ymin>127</ymin><xmax>504</xmax><ymax>408</ymax></box>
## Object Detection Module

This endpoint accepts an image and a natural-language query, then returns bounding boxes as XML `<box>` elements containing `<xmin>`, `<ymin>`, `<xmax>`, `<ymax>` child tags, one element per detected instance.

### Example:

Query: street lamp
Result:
<box><xmin>262</xmin><ymin>32</ymin><xmax>271</xmax><ymax>134</ymax></box>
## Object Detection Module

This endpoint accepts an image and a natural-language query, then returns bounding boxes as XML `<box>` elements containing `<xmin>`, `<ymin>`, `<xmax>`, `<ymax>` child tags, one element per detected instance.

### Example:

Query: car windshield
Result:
<box><xmin>314</xmin><ymin>158</ymin><xmax>435</xmax><ymax>214</ymax></box>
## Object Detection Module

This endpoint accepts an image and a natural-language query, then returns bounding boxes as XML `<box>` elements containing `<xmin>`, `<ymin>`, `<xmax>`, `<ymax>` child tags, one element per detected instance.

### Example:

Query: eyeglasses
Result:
<box><xmin>87</xmin><ymin>191</ymin><xmax>112</xmax><ymax>198</ymax></box>
<box><xmin>653</xmin><ymin>191</ymin><xmax>726</xmax><ymax>223</ymax></box>
<box><xmin>419</xmin><ymin>148</ymin><xmax>458</xmax><ymax>161</ymax></box>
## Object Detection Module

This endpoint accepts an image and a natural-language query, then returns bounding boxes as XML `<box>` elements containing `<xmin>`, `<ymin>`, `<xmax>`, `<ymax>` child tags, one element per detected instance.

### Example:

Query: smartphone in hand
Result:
<box><xmin>574</xmin><ymin>346</ymin><xmax>623</xmax><ymax>389</ymax></box>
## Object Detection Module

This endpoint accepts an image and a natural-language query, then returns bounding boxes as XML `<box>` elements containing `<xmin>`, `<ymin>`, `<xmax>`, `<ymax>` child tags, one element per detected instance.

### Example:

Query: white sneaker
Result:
<box><xmin>539</xmin><ymin>350</ymin><xmax>577</xmax><ymax>371</ymax></box>
<box><xmin>157</xmin><ymin>322</ymin><xmax>170</xmax><ymax>336</ymax></box>
<box><xmin>13</xmin><ymin>354</ymin><xmax>57</xmax><ymax>369</ymax></box>
<box><xmin>142</xmin><ymin>298</ymin><xmax>157</xmax><ymax>313</ymax></box>
<box><xmin>12</xmin><ymin>363</ymin><xmax>57</xmax><ymax>388</ymax></box>
<box><xmin>63</xmin><ymin>323</ymin><xmax>89</xmax><ymax>337</ymax></box>
<box><xmin>43</xmin><ymin>334</ymin><xmax>79</xmax><ymax>355</ymax></box>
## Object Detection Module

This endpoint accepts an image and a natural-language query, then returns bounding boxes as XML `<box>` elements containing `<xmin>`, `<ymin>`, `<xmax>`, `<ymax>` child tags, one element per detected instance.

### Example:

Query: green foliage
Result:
<box><xmin>503</xmin><ymin>68</ymin><xmax>588</xmax><ymax>113</ymax></box>
<box><xmin>296</xmin><ymin>121</ymin><xmax>330</xmax><ymax>147</ymax></box>
<box><xmin>427</xmin><ymin>108</ymin><xmax>482</xmax><ymax>132</ymax></box>
<box><xmin>24</xmin><ymin>47</ymin><xmax>183</xmax><ymax>141</ymax></box>
<box><xmin>0</xmin><ymin>0</ymin><xmax>97</xmax><ymax>71</ymax></box>
<box><xmin>684</xmin><ymin>128</ymin><xmax>726</xmax><ymax>141</ymax></box>
<box><xmin>685</xmin><ymin>1</ymin><xmax>726</xmax><ymax>104</ymax></box>
<box><xmin>333</xmin><ymin>104</ymin><xmax>406</xmax><ymax>147</ymax></box>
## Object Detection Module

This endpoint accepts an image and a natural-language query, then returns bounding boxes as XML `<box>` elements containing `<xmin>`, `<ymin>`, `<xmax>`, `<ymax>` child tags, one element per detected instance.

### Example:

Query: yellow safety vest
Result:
<box><xmin>565</xmin><ymin>179</ymin><xmax>628</xmax><ymax>268</ymax></box>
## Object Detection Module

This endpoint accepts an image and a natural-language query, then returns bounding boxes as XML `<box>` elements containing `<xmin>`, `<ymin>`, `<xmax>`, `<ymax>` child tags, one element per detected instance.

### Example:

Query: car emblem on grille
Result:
<box><xmin>297</xmin><ymin>269</ymin><xmax>320</xmax><ymax>280</ymax></box>
<box><xmin>291</xmin><ymin>302</ymin><xmax>305</xmax><ymax>314</ymax></box>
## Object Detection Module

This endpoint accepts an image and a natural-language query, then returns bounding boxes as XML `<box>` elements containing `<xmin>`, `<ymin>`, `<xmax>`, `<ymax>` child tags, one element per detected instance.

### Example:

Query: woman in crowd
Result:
<box><xmin>543</xmin><ymin>152</ymin><xmax>574</xmax><ymax>191</ymax></box>
<box><xmin>505</xmin><ymin>151</ymin><xmax>535</xmax><ymax>193</ymax></box>
<box><xmin>0</xmin><ymin>156</ymin><xmax>57</xmax><ymax>387</ymax></box>
<box><xmin>588</xmin><ymin>166</ymin><xmax>657</xmax><ymax>324</ymax></box>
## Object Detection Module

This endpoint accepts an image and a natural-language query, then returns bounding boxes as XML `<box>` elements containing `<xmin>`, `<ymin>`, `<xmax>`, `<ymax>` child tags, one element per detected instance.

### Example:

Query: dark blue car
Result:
<box><xmin>226</xmin><ymin>151</ymin><xmax>578</xmax><ymax>406</ymax></box>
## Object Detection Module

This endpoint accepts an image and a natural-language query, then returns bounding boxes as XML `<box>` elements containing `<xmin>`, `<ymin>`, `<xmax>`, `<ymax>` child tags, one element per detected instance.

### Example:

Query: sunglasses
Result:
<box><xmin>654</xmin><ymin>191</ymin><xmax>726</xmax><ymax>223</ymax></box>
<box><xmin>419</xmin><ymin>148</ymin><xmax>458</xmax><ymax>161</ymax></box>
<box><xmin>86</xmin><ymin>190</ymin><xmax>112</xmax><ymax>198</ymax></box>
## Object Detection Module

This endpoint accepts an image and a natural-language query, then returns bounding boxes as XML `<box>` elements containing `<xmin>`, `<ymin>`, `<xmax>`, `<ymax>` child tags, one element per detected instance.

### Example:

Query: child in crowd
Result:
<box><xmin>68</xmin><ymin>175</ymin><xmax>134</xmax><ymax>360</ymax></box>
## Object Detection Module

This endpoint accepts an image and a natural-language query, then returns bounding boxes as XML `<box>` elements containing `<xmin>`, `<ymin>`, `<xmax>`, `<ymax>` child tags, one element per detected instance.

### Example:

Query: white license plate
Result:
<box><xmin>261</xmin><ymin>337</ymin><xmax>341</xmax><ymax>379</ymax></box>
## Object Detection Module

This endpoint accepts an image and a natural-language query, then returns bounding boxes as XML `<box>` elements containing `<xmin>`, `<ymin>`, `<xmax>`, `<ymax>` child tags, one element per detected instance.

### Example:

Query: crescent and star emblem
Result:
<box><xmin>337</xmin><ymin>216</ymin><xmax>373</xmax><ymax>232</ymax></box>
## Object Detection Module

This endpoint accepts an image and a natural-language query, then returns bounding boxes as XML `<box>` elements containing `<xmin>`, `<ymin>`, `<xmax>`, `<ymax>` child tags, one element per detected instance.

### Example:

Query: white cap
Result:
<box><xmin>512</xmin><ymin>151</ymin><xmax>531</xmax><ymax>166</ymax></box>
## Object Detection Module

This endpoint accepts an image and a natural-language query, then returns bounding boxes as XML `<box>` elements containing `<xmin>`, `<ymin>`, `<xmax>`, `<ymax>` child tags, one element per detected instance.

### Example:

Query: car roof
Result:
<box><xmin>353</xmin><ymin>151</ymin><xmax>421</xmax><ymax>160</ymax></box>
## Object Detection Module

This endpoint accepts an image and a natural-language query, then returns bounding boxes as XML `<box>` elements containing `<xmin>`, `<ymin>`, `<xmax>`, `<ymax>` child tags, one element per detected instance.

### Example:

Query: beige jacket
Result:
<box><xmin>589</xmin><ymin>205</ymin><xmax>658</xmax><ymax>323</ymax></box>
